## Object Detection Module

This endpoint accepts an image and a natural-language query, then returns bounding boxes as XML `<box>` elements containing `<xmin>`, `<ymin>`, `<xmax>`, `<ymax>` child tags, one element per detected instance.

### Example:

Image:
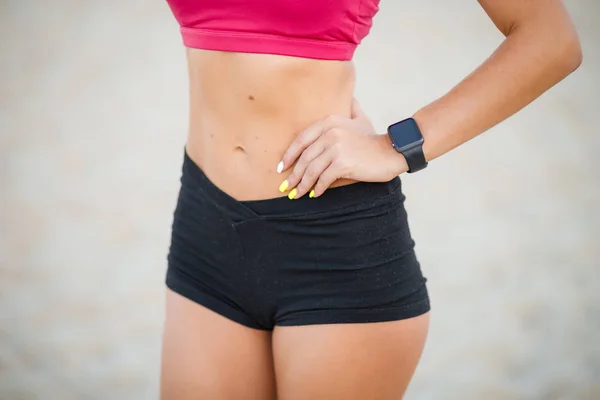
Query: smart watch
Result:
<box><xmin>387</xmin><ymin>117</ymin><xmax>427</xmax><ymax>173</ymax></box>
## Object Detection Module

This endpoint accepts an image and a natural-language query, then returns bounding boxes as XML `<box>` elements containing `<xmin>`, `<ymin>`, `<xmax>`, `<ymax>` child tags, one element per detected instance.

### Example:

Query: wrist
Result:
<box><xmin>378</xmin><ymin>133</ymin><xmax>409</xmax><ymax>176</ymax></box>
<box><xmin>386</xmin><ymin>116</ymin><xmax>428</xmax><ymax>174</ymax></box>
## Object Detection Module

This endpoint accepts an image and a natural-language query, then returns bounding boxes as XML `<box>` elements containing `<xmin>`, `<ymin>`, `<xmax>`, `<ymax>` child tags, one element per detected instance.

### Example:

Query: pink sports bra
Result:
<box><xmin>166</xmin><ymin>0</ymin><xmax>381</xmax><ymax>61</ymax></box>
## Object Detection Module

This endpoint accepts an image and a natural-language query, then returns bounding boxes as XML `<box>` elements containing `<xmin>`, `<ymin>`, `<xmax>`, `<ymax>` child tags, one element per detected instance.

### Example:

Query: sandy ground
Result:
<box><xmin>1</xmin><ymin>1</ymin><xmax>599</xmax><ymax>399</ymax></box>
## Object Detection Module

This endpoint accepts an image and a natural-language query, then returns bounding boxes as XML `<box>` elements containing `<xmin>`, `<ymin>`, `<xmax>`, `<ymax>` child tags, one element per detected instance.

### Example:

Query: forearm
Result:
<box><xmin>413</xmin><ymin>5</ymin><xmax>582</xmax><ymax>162</ymax></box>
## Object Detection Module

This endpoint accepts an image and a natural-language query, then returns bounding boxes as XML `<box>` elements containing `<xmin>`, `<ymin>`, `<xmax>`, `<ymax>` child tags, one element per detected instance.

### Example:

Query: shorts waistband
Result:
<box><xmin>183</xmin><ymin>150</ymin><xmax>401</xmax><ymax>219</ymax></box>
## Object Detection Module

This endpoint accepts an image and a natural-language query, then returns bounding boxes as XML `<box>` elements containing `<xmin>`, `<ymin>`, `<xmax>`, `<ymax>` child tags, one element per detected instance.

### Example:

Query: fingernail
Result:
<box><xmin>309</xmin><ymin>189</ymin><xmax>315</xmax><ymax>198</ymax></box>
<box><xmin>288</xmin><ymin>188</ymin><xmax>297</xmax><ymax>200</ymax></box>
<box><xmin>277</xmin><ymin>161</ymin><xmax>284</xmax><ymax>174</ymax></box>
<box><xmin>279</xmin><ymin>180</ymin><xmax>289</xmax><ymax>193</ymax></box>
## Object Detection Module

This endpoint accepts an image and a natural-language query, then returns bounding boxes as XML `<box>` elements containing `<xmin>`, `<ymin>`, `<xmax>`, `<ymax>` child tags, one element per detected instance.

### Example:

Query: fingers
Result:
<box><xmin>284</xmin><ymin>140</ymin><xmax>327</xmax><ymax>191</ymax></box>
<box><xmin>278</xmin><ymin>111</ymin><xmax>363</xmax><ymax>199</ymax></box>
<box><xmin>313</xmin><ymin>162</ymin><xmax>342</xmax><ymax>198</ymax></box>
<box><xmin>279</xmin><ymin>103</ymin><xmax>366</xmax><ymax>174</ymax></box>
<box><xmin>279</xmin><ymin>119</ymin><xmax>326</xmax><ymax>173</ymax></box>
<box><xmin>279</xmin><ymin>115</ymin><xmax>341</xmax><ymax>173</ymax></box>
<box><xmin>292</xmin><ymin>151</ymin><xmax>333</xmax><ymax>199</ymax></box>
<box><xmin>284</xmin><ymin>143</ymin><xmax>346</xmax><ymax>199</ymax></box>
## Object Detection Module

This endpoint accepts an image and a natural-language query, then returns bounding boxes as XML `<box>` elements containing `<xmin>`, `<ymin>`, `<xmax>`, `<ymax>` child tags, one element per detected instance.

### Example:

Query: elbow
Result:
<box><xmin>557</xmin><ymin>31</ymin><xmax>583</xmax><ymax>75</ymax></box>
<box><xmin>565</xmin><ymin>36</ymin><xmax>583</xmax><ymax>72</ymax></box>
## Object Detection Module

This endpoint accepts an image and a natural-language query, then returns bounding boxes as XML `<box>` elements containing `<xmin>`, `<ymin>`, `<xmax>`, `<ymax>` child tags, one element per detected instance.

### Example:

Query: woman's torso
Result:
<box><xmin>185</xmin><ymin>48</ymin><xmax>358</xmax><ymax>201</ymax></box>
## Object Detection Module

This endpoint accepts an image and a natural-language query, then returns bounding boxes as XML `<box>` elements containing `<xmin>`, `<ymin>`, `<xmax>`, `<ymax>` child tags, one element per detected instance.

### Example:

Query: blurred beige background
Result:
<box><xmin>1</xmin><ymin>0</ymin><xmax>599</xmax><ymax>399</ymax></box>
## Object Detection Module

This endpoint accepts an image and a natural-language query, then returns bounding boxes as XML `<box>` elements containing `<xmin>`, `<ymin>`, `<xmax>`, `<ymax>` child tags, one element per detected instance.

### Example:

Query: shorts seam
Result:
<box><xmin>255</xmin><ymin>180</ymin><xmax>402</xmax><ymax>222</ymax></box>
<box><xmin>166</xmin><ymin>267</ymin><xmax>270</xmax><ymax>331</ymax></box>
<box><xmin>275</xmin><ymin>298</ymin><xmax>431</xmax><ymax>327</ymax></box>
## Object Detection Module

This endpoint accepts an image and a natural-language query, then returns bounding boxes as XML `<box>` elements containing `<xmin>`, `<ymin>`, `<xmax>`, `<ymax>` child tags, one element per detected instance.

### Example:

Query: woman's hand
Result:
<box><xmin>277</xmin><ymin>99</ymin><xmax>408</xmax><ymax>199</ymax></box>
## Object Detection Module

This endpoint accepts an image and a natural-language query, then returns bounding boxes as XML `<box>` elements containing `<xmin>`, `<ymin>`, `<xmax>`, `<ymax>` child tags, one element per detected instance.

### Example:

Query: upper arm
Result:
<box><xmin>477</xmin><ymin>0</ymin><xmax>578</xmax><ymax>37</ymax></box>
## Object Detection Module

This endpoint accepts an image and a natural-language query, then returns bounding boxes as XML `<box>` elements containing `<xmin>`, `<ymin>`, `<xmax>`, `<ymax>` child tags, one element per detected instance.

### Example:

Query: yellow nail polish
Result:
<box><xmin>279</xmin><ymin>180</ymin><xmax>289</xmax><ymax>193</ymax></box>
<box><xmin>309</xmin><ymin>190</ymin><xmax>315</xmax><ymax>198</ymax></box>
<box><xmin>288</xmin><ymin>188</ymin><xmax>297</xmax><ymax>200</ymax></box>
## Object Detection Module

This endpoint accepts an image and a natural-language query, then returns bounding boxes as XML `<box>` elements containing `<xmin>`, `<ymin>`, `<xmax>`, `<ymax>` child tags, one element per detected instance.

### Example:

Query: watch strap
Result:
<box><xmin>402</xmin><ymin>145</ymin><xmax>428</xmax><ymax>173</ymax></box>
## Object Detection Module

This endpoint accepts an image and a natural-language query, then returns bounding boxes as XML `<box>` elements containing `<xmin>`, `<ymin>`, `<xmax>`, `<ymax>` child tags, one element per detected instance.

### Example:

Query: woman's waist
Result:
<box><xmin>181</xmin><ymin>148</ymin><xmax>402</xmax><ymax>221</ymax></box>
<box><xmin>186</xmin><ymin>122</ymin><xmax>357</xmax><ymax>201</ymax></box>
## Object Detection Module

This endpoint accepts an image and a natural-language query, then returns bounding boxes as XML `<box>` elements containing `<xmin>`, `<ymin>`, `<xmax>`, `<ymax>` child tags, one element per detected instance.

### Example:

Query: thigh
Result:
<box><xmin>160</xmin><ymin>289</ymin><xmax>276</xmax><ymax>400</ymax></box>
<box><xmin>272</xmin><ymin>314</ymin><xmax>430</xmax><ymax>400</ymax></box>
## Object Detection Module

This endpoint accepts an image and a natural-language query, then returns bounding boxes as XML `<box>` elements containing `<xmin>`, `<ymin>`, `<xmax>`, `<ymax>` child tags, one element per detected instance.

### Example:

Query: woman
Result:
<box><xmin>160</xmin><ymin>0</ymin><xmax>582</xmax><ymax>398</ymax></box>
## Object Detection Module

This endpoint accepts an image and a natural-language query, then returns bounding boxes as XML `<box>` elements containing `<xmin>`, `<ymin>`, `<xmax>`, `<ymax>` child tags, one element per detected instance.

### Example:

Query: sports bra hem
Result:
<box><xmin>180</xmin><ymin>27</ymin><xmax>356</xmax><ymax>61</ymax></box>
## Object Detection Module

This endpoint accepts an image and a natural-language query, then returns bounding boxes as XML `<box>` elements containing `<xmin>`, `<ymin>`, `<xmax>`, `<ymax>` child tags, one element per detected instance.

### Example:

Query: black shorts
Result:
<box><xmin>166</xmin><ymin>151</ymin><xmax>430</xmax><ymax>330</ymax></box>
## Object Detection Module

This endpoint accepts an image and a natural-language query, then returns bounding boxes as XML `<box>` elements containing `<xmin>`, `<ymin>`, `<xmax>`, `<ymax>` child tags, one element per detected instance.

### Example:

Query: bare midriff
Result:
<box><xmin>185</xmin><ymin>48</ymin><xmax>358</xmax><ymax>201</ymax></box>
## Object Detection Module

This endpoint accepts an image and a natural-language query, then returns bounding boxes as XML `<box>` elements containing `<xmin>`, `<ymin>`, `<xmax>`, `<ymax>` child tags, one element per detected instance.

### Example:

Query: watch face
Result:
<box><xmin>388</xmin><ymin>118</ymin><xmax>424</xmax><ymax>152</ymax></box>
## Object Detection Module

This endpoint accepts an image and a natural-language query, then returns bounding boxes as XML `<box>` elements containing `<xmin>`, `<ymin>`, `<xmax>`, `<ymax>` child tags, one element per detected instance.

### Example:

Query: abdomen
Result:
<box><xmin>185</xmin><ymin>48</ymin><xmax>356</xmax><ymax>200</ymax></box>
